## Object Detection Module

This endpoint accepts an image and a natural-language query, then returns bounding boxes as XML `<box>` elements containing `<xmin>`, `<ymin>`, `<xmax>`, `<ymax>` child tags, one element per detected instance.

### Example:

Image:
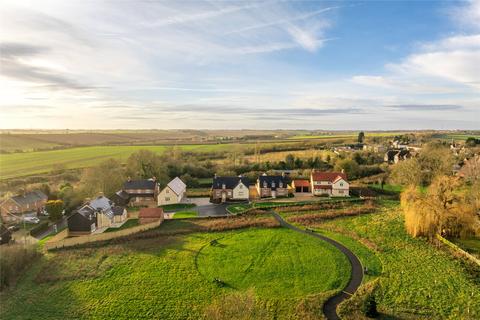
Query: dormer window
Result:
<box><xmin>340</xmin><ymin>183</ymin><xmax>344</xmax><ymax>187</ymax></box>
<box><xmin>222</xmin><ymin>183</ymin><xmax>226</xmax><ymax>189</ymax></box>
<box><xmin>272</xmin><ymin>182</ymin><xmax>276</xmax><ymax>188</ymax></box>
<box><xmin>279</xmin><ymin>182</ymin><xmax>283</xmax><ymax>188</ymax></box>
<box><xmin>263</xmin><ymin>182</ymin><xmax>267</xmax><ymax>188</ymax></box>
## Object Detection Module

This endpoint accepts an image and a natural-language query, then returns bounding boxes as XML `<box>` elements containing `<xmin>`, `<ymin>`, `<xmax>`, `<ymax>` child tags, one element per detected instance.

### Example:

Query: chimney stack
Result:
<box><xmin>127</xmin><ymin>176</ymin><xmax>132</xmax><ymax>182</ymax></box>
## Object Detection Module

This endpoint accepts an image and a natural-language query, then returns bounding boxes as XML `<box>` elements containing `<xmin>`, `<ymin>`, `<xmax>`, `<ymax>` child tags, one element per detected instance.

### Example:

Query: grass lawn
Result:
<box><xmin>369</xmin><ymin>183</ymin><xmax>403</xmax><ymax>193</ymax></box>
<box><xmin>172</xmin><ymin>211</ymin><xmax>198</xmax><ymax>219</ymax></box>
<box><xmin>161</xmin><ymin>203</ymin><xmax>196</xmax><ymax>211</ymax></box>
<box><xmin>104</xmin><ymin>219</ymin><xmax>139</xmax><ymax>233</ymax></box>
<box><xmin>0</xmin><ymin>227</ymin><xmax>350</xmax><ymax>319</ymax></box>
<box><xmin>292</xmin><ymin>200</ymin><xmax>480</xmax><ymax>319</ymax></box>
<box><xmin>226</xmin><ymin>203</ymin><xmax>252</xmax><ymax>214</ymax></box>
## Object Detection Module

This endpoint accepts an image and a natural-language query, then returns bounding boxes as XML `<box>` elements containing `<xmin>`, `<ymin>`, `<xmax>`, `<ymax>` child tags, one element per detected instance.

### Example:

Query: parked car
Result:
<box><xmin>8</xmin><ymin>225</ymin><xmax>20</xmax><ymax>232</ymax></box>
<box><xmin>24</xmin><ymin>217</ymin><xmax>40</xmax><ymax>224</ymax></box>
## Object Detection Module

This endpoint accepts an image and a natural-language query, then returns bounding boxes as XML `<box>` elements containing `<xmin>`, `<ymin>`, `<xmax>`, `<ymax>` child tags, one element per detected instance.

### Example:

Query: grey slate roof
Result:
<box><xmin>258</xmin><ymin>175</ymin><xmax>288</xmax><ymax>190</ymax></box>
<box><xmin>166</xmin><ymin>177</ymin><xmax>186</xmax><ymax>196</ymax></box>
<box><xmin>11</xmin><ymin>190</ymin><xmax>47</xmax><ymax>206</ymax></box>
<box><xmin>212</xmin><ymin>176</ymin><xmax>250</xmax><ymax>189</ymax></box>
<box><xmin>124</xmin><ymin>179</ymin><xmax>156</xmax><ymax>190</ymax></box>
<box><xmin>89</xmin><ymin>196</ymin><xmax>114</xmax><ymax>219</ymax></box>
<box><xmin>112</xmin><ymin>206</ymin><xmax>125</xmax><ymax>216</ymax></box>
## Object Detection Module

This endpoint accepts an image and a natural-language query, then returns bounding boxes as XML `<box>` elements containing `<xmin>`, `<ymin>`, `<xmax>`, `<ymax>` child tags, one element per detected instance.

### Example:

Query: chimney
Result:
<box><xmin>152</xmin><ymin>176</ymin><xmax>156</xmax><ymax>182</ymax></box>
<box><xmin>281</xmin><ymin>172</ymin><xmax>285</xmax><ymax>178</ymax></box>
<box><xmin>341</xmin><ymin>169</ymin><xmax>345</xmax><ymax>174</ymax></box>
<box><xmin>127</xmin><ymin>176</ymin><xmax>131</xmax><ymax>182</ymax></box>
<box><xmin>214</xmin><ymin>173</ymin><xmax>217</xmax><ymax>179</ymax></box>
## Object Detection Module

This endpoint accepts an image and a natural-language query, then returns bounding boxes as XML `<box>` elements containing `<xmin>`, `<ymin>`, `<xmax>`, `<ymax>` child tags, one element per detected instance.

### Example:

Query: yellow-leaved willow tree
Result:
<box><xmin>401</xmin><ymin>176</ymin><xmax>480</xmax><ymax>240</ymax></box>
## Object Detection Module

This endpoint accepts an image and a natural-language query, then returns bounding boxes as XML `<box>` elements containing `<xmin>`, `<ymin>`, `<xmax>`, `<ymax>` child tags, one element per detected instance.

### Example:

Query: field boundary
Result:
<box><xmin>436</xmin><ymin>234</ymin><xmax>480</xmax><ymax>266</ymax></box>
<box><xmin>44</xmin><ymin>219</ymin><xmax>163</xmax><ymax>251</ymax></box>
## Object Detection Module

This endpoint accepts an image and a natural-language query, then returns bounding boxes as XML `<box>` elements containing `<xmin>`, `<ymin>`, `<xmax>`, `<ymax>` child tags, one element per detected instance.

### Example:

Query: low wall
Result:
<box><xmin>44</xmin><ymin>219</ymin><xmax>162</xmax><ymax>251</ymax></box>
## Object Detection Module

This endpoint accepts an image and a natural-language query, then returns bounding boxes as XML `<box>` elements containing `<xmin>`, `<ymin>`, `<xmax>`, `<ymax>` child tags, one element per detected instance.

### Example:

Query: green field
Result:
<box><xmin>0</xmin><ymin>227</ymin><xmax>350</xmax><ymax>319</ymax></box>
<box><xmin>0</xmin><ymin>144</ymin><xmax>241</xmax><ymax>180</ymax></box>
<box><xmin>291</xmin><ymin>201</ymin><xmax>480</xmax><ymax>319</ymax></box>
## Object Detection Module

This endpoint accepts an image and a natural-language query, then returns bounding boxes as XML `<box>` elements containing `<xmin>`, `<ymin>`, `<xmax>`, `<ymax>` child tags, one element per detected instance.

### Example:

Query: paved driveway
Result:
<box><xmin>189</xmin><ymin>197</ymin><xmax>228</xmax><ymax>217</ymax></box>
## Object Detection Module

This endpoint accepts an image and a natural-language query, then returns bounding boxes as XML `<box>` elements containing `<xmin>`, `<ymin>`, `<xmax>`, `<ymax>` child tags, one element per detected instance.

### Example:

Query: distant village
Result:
<box><xmin>1</xmin><ymin>135</ymin><xmax>479</xmax><ymax>244</ymax></box>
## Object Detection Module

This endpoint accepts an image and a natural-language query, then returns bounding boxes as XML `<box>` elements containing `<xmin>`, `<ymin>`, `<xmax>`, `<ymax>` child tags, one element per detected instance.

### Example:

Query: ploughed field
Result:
<box><xmin>0</xmin><ymin>227</ymin><xmax>351</xmax><ymax>319</ymax></box>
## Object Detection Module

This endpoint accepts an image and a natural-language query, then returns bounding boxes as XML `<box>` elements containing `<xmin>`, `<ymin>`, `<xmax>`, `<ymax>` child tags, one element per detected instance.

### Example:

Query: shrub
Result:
<box><xmin>362</xmin><ymin>294</ymin><xmax>379</xmax><ymax>318</ymax></box>
<box><xmin>0</xmin><ymin>245</ymin><xmax>40</xmax><ymax>290</ymax></box>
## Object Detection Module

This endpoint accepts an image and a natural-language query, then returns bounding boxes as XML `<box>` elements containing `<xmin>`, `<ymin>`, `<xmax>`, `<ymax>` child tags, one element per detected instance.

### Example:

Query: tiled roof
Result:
<box><xmin>11</xmin><ymin>190</ymin><xmax>47</xmax><ymax>206</ymax></box>
<box><xmin>258</xmin><ymin>175</ymin><xmax>288</xmax><ymax>190</ymax></box>
<box><xmin>212</xmin><ymin>176</ymin><xmax>250</xmax><ymax>189</ymax></box>
<box><xmin>124</xmin><ymin>179</ymin><xmax>156</xmax><ymax>190</ymax></box>
<box><xmin>311</xmin><ymin>171</ymin><xmax>347</xmax><ymax>182</ymax></box>
<box><xmin>293</xmin><ymin>179</ymin><xmax>310</xmax><ymax>187</ymax></box>
<box><xmin>139</xmin><ymin>207</ymin><xmax>164</xmax><ymax>218</ymax></box>
<box><xmin>166</xmin><ymin>177</ymin><xmax>186</xmax><ymax>196</ymax></box>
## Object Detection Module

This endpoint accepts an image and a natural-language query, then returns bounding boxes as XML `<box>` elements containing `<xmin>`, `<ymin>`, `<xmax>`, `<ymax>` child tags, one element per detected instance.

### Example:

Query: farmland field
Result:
<box><xmin>0</xmin><ymin>227</ymin><xmax>351</xmax><ymax>319</ymax></box>
<box><xmin>290</xmin><ymin>200</ymin><xmax>480</xmax><ymax>319</ymax></box>
<box><xmin>0</xmin><ymin>141</ymin><xmax>312</xmax><ymax>180</ymax></box>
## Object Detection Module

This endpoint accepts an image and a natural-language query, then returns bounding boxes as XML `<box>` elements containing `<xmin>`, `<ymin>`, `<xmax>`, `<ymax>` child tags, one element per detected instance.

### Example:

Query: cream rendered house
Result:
<box><xmin>232</xmin><ymin>179</ymin><xmax>249</xmax><ymax>200</ymax></box>
<box><xmin>157</xmin><ymin>177</ymin><xmax>187</xmax><ymax>206</ymax></box>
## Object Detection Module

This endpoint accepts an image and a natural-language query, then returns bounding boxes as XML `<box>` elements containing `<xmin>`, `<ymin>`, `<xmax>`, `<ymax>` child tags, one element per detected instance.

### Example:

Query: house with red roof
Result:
<box><xmin>310</xmin><ymin>170</ymin><xmax>349</xmax><ymax>197</ymax></box>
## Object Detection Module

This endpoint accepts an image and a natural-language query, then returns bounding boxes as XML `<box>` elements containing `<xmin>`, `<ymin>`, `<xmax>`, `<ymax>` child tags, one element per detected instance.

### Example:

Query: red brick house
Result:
<box><xmin>0</xmin><ymin>190</ymin><xmax>48</xmax><ymax>223</ymax></box>
<box><xmin>310</xmin><ymin>171</ymin><xmax>350</xmax><ymax>197</ymax></box>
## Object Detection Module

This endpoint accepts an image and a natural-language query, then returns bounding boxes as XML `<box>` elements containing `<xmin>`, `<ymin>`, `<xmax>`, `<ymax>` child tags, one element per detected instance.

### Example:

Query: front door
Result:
<box><xmin>221</xmin><ymin>192</ymin><xmax>226</xmax><ymax>203</ymax></box>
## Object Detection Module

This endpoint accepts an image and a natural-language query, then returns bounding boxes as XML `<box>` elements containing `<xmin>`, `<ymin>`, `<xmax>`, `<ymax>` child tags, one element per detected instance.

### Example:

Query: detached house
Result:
<box><xmin>310</xmin><ymin>171</ymin><xmax>349</xmax><ymax>197</ymax></box>
<box><xmin>158</xmin><ymin>177</ymin><xmax>187</xmax><ymax>206</ymax></box>
<box><xmin>211</xmin><ymin>176</ymin><xmax>250</xmax><ymax>203</ymax></box>
<box><xmin>67</xmin><ymin>195</ymin><xmax>127</xmax><ymax>235</ymax></box>
<box><xmin>0</xmin><ymin>190</ymin><xmax>47</xmax><ymax>223</ymax></box>
<box><xmin>122</xmin><ymin>178</ymin><xmax>159</xmax><ymax>207</ymax></box>
<box><xmin>256</xmin><ymin>174</ymin><xmax>288</xmax><ymax>198</ymax></box>
<box><xmin>384</xmin><ymin>149</ymin><xmax>411</xmax><ymax>164</ymax></box>
<box><xmin>67</xmin><ymin>206</ymin><xmax>97</xmax><ymax>236</ymax></box>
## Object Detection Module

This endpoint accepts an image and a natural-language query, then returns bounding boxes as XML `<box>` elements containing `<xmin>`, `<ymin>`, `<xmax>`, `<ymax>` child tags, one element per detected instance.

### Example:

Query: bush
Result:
<box><xmin>362</xmin><ymin>294</ymin><xmax>379</xmax><ymax>318</ymax></box>
<box><xmin>30</xmin><ymin>221</ymin><xmax>50</xmax><ymax>237</ymax></box>
<box><xmin>0</xmin><ymin>245</ymin><xmax>40</xmax><ymax>290</ymax></box>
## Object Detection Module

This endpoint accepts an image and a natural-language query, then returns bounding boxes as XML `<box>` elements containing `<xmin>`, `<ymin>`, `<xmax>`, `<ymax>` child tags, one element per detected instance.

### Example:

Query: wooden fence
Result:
<box><xmin>44</xmin><ymin>219</ymin><xmax>163</xmax><ymax>251</ymax></box>
<box><xmin>436</xmin><ymin>234</ymin><xmax>480</xmax><ymax>266</ymax></box>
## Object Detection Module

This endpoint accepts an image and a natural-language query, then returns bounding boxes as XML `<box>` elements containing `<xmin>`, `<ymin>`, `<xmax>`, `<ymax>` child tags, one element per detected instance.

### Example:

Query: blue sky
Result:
<box><xmin>0</xmin><ymin>0</ymin><xmax>479</xmax><ymax>130</ymax></box>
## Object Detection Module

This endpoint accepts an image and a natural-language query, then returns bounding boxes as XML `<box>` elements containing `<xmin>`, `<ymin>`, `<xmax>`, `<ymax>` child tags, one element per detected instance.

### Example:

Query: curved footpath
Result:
<box><xmin>271</xmin><ymin>212</ymin><xmax>363</xmax><ymax>320</ymax></box>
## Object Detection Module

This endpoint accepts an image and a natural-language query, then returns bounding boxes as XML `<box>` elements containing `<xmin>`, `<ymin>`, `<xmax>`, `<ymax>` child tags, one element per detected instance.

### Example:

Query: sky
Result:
<box><xmin>0</xmin><ymin>0</ymin><xmax>479</xmax><ymax>130</ymax></box>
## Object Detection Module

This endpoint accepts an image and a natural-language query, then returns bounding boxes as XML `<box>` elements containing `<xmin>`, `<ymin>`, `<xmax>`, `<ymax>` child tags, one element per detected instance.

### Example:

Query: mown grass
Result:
<box><xmin>0</xmin><ymin>227</ymin><xmax>350</xmax><ymax>319</ymax></box>
<box><xmin>173</xmin><ymin>211</ymin><xmax>198</xmax><ymax>219</ymax></box>
<box><xmin>293</xmin><ymin>200</ymin><xmax>480</xmax><ymax>319</ymax></box>
<box><xmin>227</xmin><ymin>203</ymin><xmax>252</xmax><ymax>214</ymax></box>
<box><xmin>161</xmin><ymin>203</ymin><xmax>196</xmax><ymax>211</ymax></box>
<box><xmin>104</xmin><ymin>219</ymin><xmax>139</xmax><ymax>233</ymax></box>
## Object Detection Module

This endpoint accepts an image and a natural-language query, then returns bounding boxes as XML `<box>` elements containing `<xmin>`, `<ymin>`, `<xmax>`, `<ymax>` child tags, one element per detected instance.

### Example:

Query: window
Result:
<box><xmin>165</xmin><ymin>197</ymin><xmax>170</xmax><ymax>201</ymax></box>
<box><xmin>339</xmin><ymin>190</ymin><xmax>344</xmax><ymax>194</ymax></box>
<box><xmin>272</xmin><ymin>182</ymin><xmax>276</xmax><ymax>188</ymax></box>
<box><xmin>166</xmin><ymin>189</ymin><xmax>169</xmax><ymax>193</ymax></box>
<box><xmin>340</xmin><ymin>183</ymin><xmax>344</xmax><ymax>187</ymax></box>
<box><xmin>263</xmin><ymin>182</ymin><xmax>267</xmax><ymax>188</ymax></box>
<box><xmin>227</xmin><ymin>191</ymin><xmax>232</xmax><ymax>196</ymax></box>
<box><xmin>239</xmin><ymin>184</ymin><xmax>243</xmax><ymax>189</ymax></box>
<box><xmin>279</xmin><ymin>182</ymin><xmax>283</xmax><ymax>188</ymax></box>
<box><xmin>222</xmin><ymin>183</ymin><xmax>226</xmax><ymax>189</ymax></box>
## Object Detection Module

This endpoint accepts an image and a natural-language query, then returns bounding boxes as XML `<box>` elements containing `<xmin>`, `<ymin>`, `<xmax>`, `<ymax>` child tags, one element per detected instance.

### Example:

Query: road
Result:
<box><xmin>184</xmin><ymin>197</ymin><xmax>229</xmax><ymax>217</ymax></box>
<box><xmin>271</xmin><ymin>212</ymin><xmax>363</xmax><ymax>320</ymax></box>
